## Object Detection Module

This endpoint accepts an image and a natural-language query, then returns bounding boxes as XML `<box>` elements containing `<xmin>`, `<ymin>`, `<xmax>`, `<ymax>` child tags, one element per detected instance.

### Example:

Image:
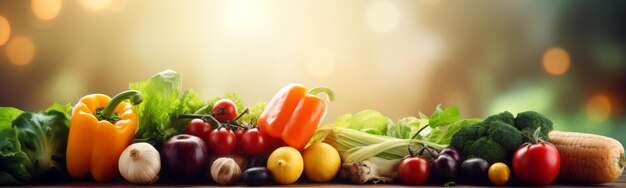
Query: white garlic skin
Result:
<box><xmin>210</xmin><ymin>157</ymin><xmax>242</xmax><ymax>185</ymax></box>
<box><xmin>118</xmin><ymin>142</ymin><xmax>161</xmax><ymax>184</ymax></box>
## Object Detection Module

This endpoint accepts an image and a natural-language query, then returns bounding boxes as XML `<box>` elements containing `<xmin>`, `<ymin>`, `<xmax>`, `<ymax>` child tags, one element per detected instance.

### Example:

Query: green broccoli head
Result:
<box><xmin>465</xmin><ymin>137</ymin><xmax>507</xmax><ymax>164</ymax></box>
<box><xmin>450</xmin><ymin>121</ymin><xmax>523</xmax><ymax>163</ymax></box>
<box><xmin>484</xmin><ymin>111</ymin><xmax>515</xmax><ymax>125</ymax></box>
<box><xmin>515</xmin><ymin>111</ymin><xmax>553</xmax><ymax>142</ymax></box>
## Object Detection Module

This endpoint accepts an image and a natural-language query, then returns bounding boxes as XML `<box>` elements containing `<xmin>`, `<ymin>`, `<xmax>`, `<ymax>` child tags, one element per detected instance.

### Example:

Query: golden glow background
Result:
<box><xmin>1</xmin><ymin>0</ymin><xmax>625</xmax><ymax>143</ymax></box>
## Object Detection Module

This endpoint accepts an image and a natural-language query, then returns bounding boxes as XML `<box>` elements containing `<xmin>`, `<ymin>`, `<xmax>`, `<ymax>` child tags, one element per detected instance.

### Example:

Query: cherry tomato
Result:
<box><xmin>241</xmin><ymin>128</ymin><xmax>267</xmax><ymax>155</ymax></box>
<box><xmin>512</xmin><ymin>142</ymin><xmax>560</xmax><ymax>186</ymax></box>
<box><xmin>208</xmin><ymin>127</ymin><xmax>237</xmax><ymax>156</ymax></box>
<box><xmin>185</xmin><ymin>118</ymin><xmax>213</xmax><ymax>144</ymax></box>
<box><xmin>398</xmin><ymin>157</ymin><xmax>430</xmax><ymax>185</ymax></box>
<box><xmin>233</xmin><ymin>128</ymin><xmax>246</xmax><ymax>154</ymax></box>
<box><xmin>212</xmin><ymin>99</ymin><xmax>238</xmax><ymax>121</ymax></box>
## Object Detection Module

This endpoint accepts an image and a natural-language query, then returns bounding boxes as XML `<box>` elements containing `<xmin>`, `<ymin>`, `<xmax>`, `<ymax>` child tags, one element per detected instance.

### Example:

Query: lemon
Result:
<box><xmin>267</xmin><ymin>146</ymin><xmax>303</xmax><ymax>184</ymax></box>
<box><xmin>303</xmin><ymin>142</ymin><xmax>341</xmax><ymax>182</ymax></box>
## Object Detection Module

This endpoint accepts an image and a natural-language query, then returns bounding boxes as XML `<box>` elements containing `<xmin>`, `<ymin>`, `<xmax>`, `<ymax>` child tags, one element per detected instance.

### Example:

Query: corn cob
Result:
<box><xmin>549</xmin><ymin>131</ymin><xmax>626</xmax><ymax>184</ymax></box>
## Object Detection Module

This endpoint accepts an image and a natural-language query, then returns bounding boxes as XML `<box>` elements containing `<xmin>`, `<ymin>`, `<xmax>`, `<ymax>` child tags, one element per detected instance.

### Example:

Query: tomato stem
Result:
<box><xmin>233</xmin><ymin>108</ymin><xmax>249</xmax><ymax>122</ymax></box>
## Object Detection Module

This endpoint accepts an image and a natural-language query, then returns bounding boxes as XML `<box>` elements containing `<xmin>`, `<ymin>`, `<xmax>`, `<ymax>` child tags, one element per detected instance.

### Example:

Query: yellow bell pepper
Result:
<box><xmin>66</xmin><ymin>90</ymin><xmax>143</xmax><ymax>182</ymax></box>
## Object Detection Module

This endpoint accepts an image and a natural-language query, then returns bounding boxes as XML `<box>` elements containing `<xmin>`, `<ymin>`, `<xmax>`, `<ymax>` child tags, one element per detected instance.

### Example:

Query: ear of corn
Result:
<box><xmin>549</xmin><ymin>131</ymin><xmax>626</xmax><ymax>184</ymax></box>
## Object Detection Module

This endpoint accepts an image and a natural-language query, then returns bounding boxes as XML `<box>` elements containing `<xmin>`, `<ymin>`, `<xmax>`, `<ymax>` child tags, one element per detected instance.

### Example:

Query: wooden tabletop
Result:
<box><xmin>25</xmin><ymin>171</ymin><xmax>626</xmax><ymax>187</ymax></box>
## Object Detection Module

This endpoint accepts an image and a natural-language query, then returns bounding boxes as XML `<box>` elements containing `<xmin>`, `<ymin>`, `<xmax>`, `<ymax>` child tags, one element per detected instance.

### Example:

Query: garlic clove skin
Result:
<box><xmin>211</xmin><ymin>157</ymin><xmax>242</xmax><ymax>185</ymax></box>
<box><xmin>118</xmin><ymin>142</ymin><xmax>161</xmax><ymax>184</ymax></box>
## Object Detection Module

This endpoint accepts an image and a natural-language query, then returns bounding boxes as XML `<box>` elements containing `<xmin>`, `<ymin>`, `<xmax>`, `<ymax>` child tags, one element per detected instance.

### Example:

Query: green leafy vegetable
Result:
<box><xmin>428</xmin><ymin>104</ymin><xmax>461</xmax><ymax>128</ymax></box>
<box><xmin>0</xmin><ymin>127</ymin><xmax>30</xmax><ymax>184</ymax></box>
<box><xmin>0</xmin><ymin>103</ymin><xmax>71</xmax><ymax>184</ymax></box>
<box><xmin>422</xmin><ymin>119</ymin><xmax>481</xmax><ymax>145</ymax></box>
<box><xmin>386</xmin><ymin>117</ymin><xmax>426</xmax><ymax>139</ymax></box>
<box><xmin>130</xmin><ymin>70</ymin><xmax>205</xmax><ymax>147</ymax></box>
<box><xmin>311</xmin><ymin>105</ymin><xmax>470</xmax><ymax>164</ymax></box>
<box><xmin>240</xmin><ymin>101</ymin><xmax>267</xmax><ymax>124</ymax></box>
<box><xmin>0</xmin><ymin>108</ymin><xmax>22</xmax><ymax>129</ymax></box>
<box><xmin>333</xmin><ymin>110</ymin><xmax>390</xmax><ymax>135</ymax></box>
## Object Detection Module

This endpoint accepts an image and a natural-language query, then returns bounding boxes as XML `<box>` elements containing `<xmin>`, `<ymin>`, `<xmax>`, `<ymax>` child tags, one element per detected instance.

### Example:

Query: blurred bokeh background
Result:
<box><xmin>1</xmin><ymin>0</ymin><xmax>624</xmax><ymax>144</ymax></box>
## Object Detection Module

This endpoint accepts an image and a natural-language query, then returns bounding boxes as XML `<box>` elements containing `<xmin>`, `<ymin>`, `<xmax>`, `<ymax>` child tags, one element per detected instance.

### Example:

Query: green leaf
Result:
<box><xmin>332</xmin><ymin>110</ymin><xmax>389</xmax><ymax>135</ymax></box>
<box><xmin>12</xmin><ymin>108</ymin><xmax>70</xmax><ymax>179</ymax></box>
<box><xmin>0</xmin><ymin>107</ymin><xmax>23</xmax><ymax>129</ymax></box>
<box><xmin>429</xmin><ymin>105</ymin><xmax>461</xmax><ymax>128</ymax></box>
<box><xmin>0</xmin><ymin>128</ymin><xmax>31</xmax><ymax>184</ymax></box>
<box><xmin>44</xmin><ymin>103</ymin><xmax>72</xmax><ymax>126</ymax></box>
<box><xmin>170</xmin><ymin>90</ymin><xmax>206</xmax><ymax>134</ymax></box>
<box><xmin>130</xmin><ymin>69</ymin><xmax>184</xmax><ymax>147</ymax></box>
<box><xmin>240</xmin><ymin>101</ymin><xmax>267</xmax><ymax>125</ymax></box>
<box><xmin>387</xmin><ymin>117</ymin><xmax>421</xmax><ymax>139</ymax></box>
<box><xmin>423</xmin><ymin>119</ymin><xmax>481</xmax><ymax>145</ymax></box>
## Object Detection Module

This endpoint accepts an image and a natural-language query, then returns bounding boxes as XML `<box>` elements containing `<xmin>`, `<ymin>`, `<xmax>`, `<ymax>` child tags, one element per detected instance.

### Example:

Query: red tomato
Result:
<box><xmin>512</xmin><ymin>142</ymin><xmax>561</xmax><ymax>186</ymax></box>
<box><xmin>208</xmin><ymin>128</ymin><xmax>237</xmax><ymax>156</ymax></box>
<box><xmin>233</xmin><ymin>128</ymin><xmax>246</xmax><ymax>154</ymax></box>
<box><xmin>185</xmin><ymin>118</ymin><xmax>213</xmax><ymax>144</ymax></box>
<box><xmin>241</xmin><ymin>128</ymin><xmax>267</xmax><ymax>155</ymax></box>
<box><xmin>212</xmin><ymin>99</ymin><xmax>238</xmax><ymax>121</ymax></box>
<box><xmin>399</xmin><ymin>157</ymin><xmax>430</xmax><ymax>185</ymax></box>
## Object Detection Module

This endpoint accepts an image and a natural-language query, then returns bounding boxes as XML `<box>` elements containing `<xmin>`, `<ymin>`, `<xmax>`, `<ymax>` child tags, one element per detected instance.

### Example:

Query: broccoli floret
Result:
<box><xmin>465</xmin><ymin>137</ymin><xmax>507</xmax><ymax>164</ymax></box>
<box><xmin>515</xmin><ymin>111</ymin><xmax>553</xmax><ymax>142</ymax></box>
<box><xmin>450</xmin><ymin>121</ymin><xmax>523</xmax><ymax>163</ymax></box>
<box><xmin>484</xmin><ymin>111</ymin><xmax>515</xmax><ymax>125</ymax></box>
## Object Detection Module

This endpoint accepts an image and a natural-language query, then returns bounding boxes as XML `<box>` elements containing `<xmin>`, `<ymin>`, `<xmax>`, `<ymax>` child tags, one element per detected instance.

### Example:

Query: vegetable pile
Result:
<box><xmin>450</xmin><ymin>111</ymin><xmax>553</xmax><ymax>164</ymax></box>
<box><xmin>1</xmin><ymin>69</ymin><xmax>625</xmax><ymax>187</ymax></box>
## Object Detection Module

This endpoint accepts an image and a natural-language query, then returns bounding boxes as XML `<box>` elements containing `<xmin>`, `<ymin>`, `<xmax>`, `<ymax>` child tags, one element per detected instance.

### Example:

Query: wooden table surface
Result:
<box><xmin>24</xmin><ymin>171</ymin><xmax>626</xmax><ymax>187</ymax></box>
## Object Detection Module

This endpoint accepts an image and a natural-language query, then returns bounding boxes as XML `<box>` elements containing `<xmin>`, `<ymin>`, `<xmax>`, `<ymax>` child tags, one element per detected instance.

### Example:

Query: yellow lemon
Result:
<box><xmin>488</xmin><ymin>162</ymin><xmax>511</xmax><ymax>185</ymax></box>
<box><xmin>267</xmin><ymin>146</ymin><xmax>303</xmax><ymax>184</ymax></box>
<box><xmin>303</xmin><ymin>142</ymin><xmax>341</xmax><ymax>182</ymax></box>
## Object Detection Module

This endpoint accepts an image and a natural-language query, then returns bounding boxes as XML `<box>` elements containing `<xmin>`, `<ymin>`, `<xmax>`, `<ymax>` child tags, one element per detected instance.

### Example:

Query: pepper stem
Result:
<box><xmin>309</xmin><ymin>87</ymin><xmax>336</xmax><ymax>102</ymax></box>
<box><xmin>99</xmin><ymin>90</ymin><xmax>143</xmax><ymax>122</ymax></box>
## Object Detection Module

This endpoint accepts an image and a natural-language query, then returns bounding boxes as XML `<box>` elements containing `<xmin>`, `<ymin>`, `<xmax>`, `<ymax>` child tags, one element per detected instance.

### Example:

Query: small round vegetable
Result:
<box><xmin>118</xmin><ymin>143</ymin><xmax>161</xmax><ymax>184</ymax></box>
<box><xmin>185</xmin><ymin>118</ymin><xmax>212</xmax><ymax>144</ymax></box>
<box><xmin>488</xmin><ymin>162</ymin><xmax>510</xmax><ymax>186</ymax></box>
<box><xmin>210</xmin><ymin>157</ymin><xmax>242</xmax><ymax>185</ymax></box>
<box><xmin>212</xmin><ymin>99</ymin><xmax>238</xmax><ymax>121</ymax></box>
<box><xmin>459</xmin><ymin>158</ymin><xmax>489</xmax><ymax>184</ymax></box>
<box><xmin>208</xmin><ymin>128</ymin><xmax>237</xmax><ymax>156</ymax></box>
<box><xmin>512</xmin><ymin>142</ymin><xmax>560</xmax><ymax>186</ymax></box>
<box><xmin>241</xmin><ymin>128</ymin><xmax>267</xmax><ymax>155</ymax></box>
<box><xmin>398</xmin><ymin>157</ymin><xmax>430</xmax><ymax>185</ymax></box>
<box><xmin>242</xmin><ymin>167</ymin><xmax>272</xmax><ymax>186</ymax></box>
<box><xmin>431</xmin><ymin>154</ymin><xmax>458</xmax><ymax>182</ymax></box>
<box><xmin>440</xmin><ymin>147</ymin><xmax>463</xmax><ymax>164</ymax></box>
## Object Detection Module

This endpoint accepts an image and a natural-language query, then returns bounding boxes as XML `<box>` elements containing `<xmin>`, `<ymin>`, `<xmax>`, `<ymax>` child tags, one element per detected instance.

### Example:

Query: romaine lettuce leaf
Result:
<box><xmin>333</xmin><ymin>110</ymin><xmax>390</xmax><ymax>135</ymax></box>
<box><xmin>130</xmin><ymin>70</ymin><xmax>205</xmax><ymax>148</ymax></box>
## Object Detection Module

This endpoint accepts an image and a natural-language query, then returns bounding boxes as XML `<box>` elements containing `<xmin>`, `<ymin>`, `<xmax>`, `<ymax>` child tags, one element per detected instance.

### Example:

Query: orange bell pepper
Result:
<box><xmin>258</xmin><ymin>84</ymin><xmax>335</xmax><ymax>150</ymax></box>
<box><xmin>66</xmin><ymin>90</ymin><xmax>143</xmax><ymax>182</ymax></box>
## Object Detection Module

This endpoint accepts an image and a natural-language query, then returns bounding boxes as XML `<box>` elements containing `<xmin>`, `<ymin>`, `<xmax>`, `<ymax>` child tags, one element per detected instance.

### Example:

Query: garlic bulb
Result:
<box><xmin>118</xmin><ymin>142</ymin><xmax>161</xmax><ymax>184</ymax></box>
<box><xmin>211</xmin><ymin>157</ymin><xmax>242</xmax><ymax>185</ymax></box>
